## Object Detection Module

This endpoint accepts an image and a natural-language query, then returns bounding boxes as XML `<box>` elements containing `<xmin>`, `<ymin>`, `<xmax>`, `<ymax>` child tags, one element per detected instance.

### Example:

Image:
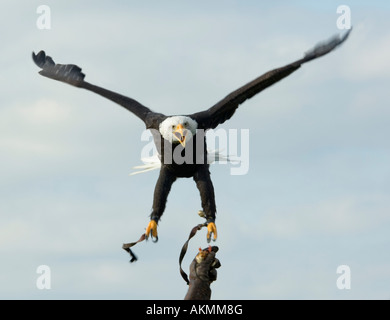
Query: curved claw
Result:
<box><xmin>145</xmin><ymin>220</ymin><xmax>158</xmax><ymax>242</ymax></box>
<box><xmin>206</xmin><ymin>222</ymin><xmax>217</xmax><ymax>243</ymax></box>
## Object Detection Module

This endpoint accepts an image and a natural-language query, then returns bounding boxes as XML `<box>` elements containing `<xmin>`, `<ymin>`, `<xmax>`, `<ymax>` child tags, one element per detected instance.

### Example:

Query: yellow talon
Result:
<box><xmin>207</xmin><ymin>222</ymin><xmax>217</xmax><ymax>242</ymax></box>
<box><xmin>145</xmin><ymin>220</ymin><xmax>158</xmax><ymax>241</ymax></box>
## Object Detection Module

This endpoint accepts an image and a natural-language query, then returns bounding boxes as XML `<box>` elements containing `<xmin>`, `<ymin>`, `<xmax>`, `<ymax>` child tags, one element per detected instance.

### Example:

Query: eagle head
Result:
<box><xmin>159</xmin><ymin>116</ymin><xmax>198</xmax><ymax>147</ymax></box>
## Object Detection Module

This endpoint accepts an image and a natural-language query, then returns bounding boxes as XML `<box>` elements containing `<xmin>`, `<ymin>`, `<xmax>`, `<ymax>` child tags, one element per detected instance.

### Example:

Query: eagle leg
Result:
<box><xmin>146</xmin><ymin>167</ymin><xmax>177</xmax><ymax>242</ymax></box>
<box><xmin>194</xmin><ymin>167</ymin><xmax>218</xmax><ymax>242</ymax></box>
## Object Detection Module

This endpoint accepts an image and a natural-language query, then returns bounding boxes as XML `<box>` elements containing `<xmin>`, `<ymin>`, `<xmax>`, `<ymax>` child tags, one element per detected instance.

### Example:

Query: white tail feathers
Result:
<box><xmin>206</xmin><ymin>149</ymin><xmax>240</xmax><ymax>165</ymax></box>
<box><xmin>129</xmin><ymin>154</ymin><xmax>161</xmax><ymax>176</ymax></box>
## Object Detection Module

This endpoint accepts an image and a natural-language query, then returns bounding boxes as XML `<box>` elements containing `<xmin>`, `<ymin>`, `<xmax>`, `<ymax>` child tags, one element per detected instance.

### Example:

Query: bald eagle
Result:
<box><xmin>32</xmin><ymin>29</ymin><xmax>350</xmax><ymax>242</ymax></box>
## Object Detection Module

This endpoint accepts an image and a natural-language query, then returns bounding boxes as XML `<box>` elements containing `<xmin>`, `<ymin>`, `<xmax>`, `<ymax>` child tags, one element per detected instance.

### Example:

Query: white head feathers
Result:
<box><xmin>159</xmin><ymin>116</ymin><xmax>198</xmax><ymax>144</ymax></box>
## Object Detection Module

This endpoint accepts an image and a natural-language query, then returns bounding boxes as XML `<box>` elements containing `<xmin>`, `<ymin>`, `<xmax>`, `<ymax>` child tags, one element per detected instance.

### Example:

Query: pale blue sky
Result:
<box><xmin>1</xmin><ymin>1</ymin><xmax>389</xmax><ymax>299</ymax></box>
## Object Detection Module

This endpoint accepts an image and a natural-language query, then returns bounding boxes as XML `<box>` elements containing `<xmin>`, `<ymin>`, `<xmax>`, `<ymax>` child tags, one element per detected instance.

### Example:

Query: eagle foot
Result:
<box><xmin>145</xmin><ymin>220</ymin><xmax>158</xmax><ymax>242</ymax></box>
<box><xmin>206</xmin><ymin>222</ymin><xmax>217</xmax><ymax>243</ymax></box>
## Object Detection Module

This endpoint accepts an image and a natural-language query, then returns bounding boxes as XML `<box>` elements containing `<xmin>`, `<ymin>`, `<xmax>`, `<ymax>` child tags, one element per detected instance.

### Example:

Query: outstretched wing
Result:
<box><xmin>32</xmin><ymin>51</ymin><xmax>166</xmax><ymax>129</ymax></box>
<box><xmin>189</xmin><ymin>29</ymin><xmax>351</xmax><ymax>130</ymax></box>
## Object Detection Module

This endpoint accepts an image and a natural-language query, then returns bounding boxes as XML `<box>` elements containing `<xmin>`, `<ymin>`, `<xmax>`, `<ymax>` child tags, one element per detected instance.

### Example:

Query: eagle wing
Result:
<box><xmin>32</xmin><ymin>51</ymin><xmax>166</xmax><ymax>129</ymax></box>
<box><xmin>189</xmin><ymin>29</ymin><xmax>351</xmax><ymax>130</ymax></box>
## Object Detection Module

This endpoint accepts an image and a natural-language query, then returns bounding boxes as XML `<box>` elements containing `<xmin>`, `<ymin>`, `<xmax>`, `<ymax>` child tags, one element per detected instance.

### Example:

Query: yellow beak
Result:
<box><xmin>173</xmin><ymin>124</ymin><xmax>187</xmax><ymax>147</ymax></box>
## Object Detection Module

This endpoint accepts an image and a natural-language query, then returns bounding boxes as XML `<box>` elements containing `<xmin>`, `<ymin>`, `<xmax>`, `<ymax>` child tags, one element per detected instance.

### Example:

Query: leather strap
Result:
<box><xmin>179</xmin><ymin>223</ymin><xmax>207</xmax><ymax>285</ymax></box>
<box><xmin>122</xmin><ymin>233</ymin><xmax>146</xmax><ymax>263</ymax></box>
<box><xmin>123</xmin><ymin>221</ymin><xmax>208</xmax><ymax>285</ymax></box>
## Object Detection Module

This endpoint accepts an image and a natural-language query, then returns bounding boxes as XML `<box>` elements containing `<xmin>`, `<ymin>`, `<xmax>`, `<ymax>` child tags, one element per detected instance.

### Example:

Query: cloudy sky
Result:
<box><xmin>1</xmin><ymin>0</ymin><xmax>389</xmax><ymax>299</ymax></box>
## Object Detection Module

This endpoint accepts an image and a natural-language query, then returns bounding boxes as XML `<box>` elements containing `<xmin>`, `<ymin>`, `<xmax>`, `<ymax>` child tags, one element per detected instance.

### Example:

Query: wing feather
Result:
<box><xmin>189</xmin><ymin>29</ymin><xmax>351</xmax><ymax>129</ymax></box>
<box><xmin>32</xmin><ymin>50</ymin><xmax>166</xmax><ymax>128</ymax></box>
